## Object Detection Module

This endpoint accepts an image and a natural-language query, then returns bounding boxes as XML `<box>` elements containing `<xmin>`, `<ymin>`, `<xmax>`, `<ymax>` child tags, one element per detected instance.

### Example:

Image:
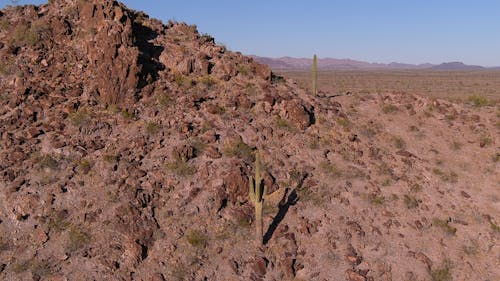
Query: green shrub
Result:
<box><xmin>47</xmin><ymin>209</ymin><xmax>70</xmax><ymax>232</ymax></box>
<box><xmin>185</xmin><ymin>229</ymin><xmax>207</xmax><ymax>248</ymax></box>
<box><xmin>430</xmin><ymin>260</ymin><xmax>452</xmax><ymax>281</ymax></box>
<box><xmin>222</xmin><ymin>138</ymin><xmax>254</xmax><ymax>163</ymax></box>
<box><xmin>166</xmin><ymin>160</ymin><xmax>197</xmax><ymax>177</ymax></box>
<box><xmin>158</xmin><ymin>93</ymin><xmax>173</xmax><ymax>106</ymax></box>
<box><xmin>336</xmin><ymin>117</ymin><xmax>351</xmax><ymax>128</ymax></box>
<box><xmin>121</xmin><ymin>109</ymin><xmax>135</xmax><ymax>119</ymax></box>
<box><xmin>432</xmin><ymin>218</ymin><xmax>457</xmax><ymax>235</ymax></box>
<box><xmin>319</xmin><ymin>161</ymin><xmax>342</xmax><ymax>178</ymax></box>
<box><xmin>468</xmin><ymin>94</ymin><xmax>493</xmax><ymax>107</ymax></box>
<box><xmin>103</xmin><ymin>154</ymin><xmax>118</xmax><ymax>163</ymax></box>
<box><xmin>369</xmin><ymin>194</ymin><xmax>386</xmax><ymax>205</ymax></box>
<box><xmin>403</xmin><ymin>194</ymin><xmax>419</xmax><ymax>209</ymax></box>
<box><xmin>77</xmin><ymin>159</ymin><xmax>92</xmax><ymax>174</ymax></box>
<box><xmin>199</xmin><ymin>75</ymin><xmax>217</xmax><ymax>88</ymax></box>
<box><xmin>236</xmin><ymin>64</ymin><xmax>251</xmax><ymax>76</ymax></box>
<box><xmin>11</xmin><ymin>21</ymin><xmax>50</xmax><ymax>46</ymax></box>
<box><xmin>275</xmin><ymin>116</ymin><xmax>297</xmax><ymax>132</ymax></box>
<box><xmin>479</xmin><ymin>134</ymin><xmax>492</xmax><ymax>147</ymax></box>
<box><xmin>66</xmin><ymin>227</ymin><xmax>90</xmax><ymax>252</ymax></box>
<box><xmin>68</xmin><ymin>109</ymin><xmax>89</xmax><ymax>126</ymax></box>
<box><xmin>145</xmin><ymin>121</ymin><xmax>161</xmax><ymax>134</ymax></box>
<box><xmin>382</xmin><ymin>104</ymin><xmax>399</xmax><ymax>114</ymax></box>
<box><xmin>32</xmin><ymin>153</ymin><xmax>59</xmax><ymax>170</ymax></box>
<box><xmin>393</xmin><ymin>136</ymin><xmax>406</xmax><ymax>149</ymax></box>
<box><xmin>173</xmin><ymin>72</ymin><xmax>193</xmax><ymax>88</ymax></box>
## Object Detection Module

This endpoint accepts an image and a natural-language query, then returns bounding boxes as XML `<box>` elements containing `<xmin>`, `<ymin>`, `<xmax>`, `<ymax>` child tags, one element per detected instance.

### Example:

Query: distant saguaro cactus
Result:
<box><xmin>249</xmin><ymin>153</ymin><xmax>267</xmax><ymax>245</ymax></box>
<box><xmin>312</xmin><ymin>54</ymin><xmax>318</xmax><ymax>95</ymax></box>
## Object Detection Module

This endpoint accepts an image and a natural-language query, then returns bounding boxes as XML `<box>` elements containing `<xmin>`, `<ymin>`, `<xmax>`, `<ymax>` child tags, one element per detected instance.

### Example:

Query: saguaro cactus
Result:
<box><xmin>312</xmin><ymin>54</ymin><xmax>318</xmax><ymax>95</ymax></box>
<box><xmin>249</xmin><ymin>153</ymin><xmax>267</xmax><ymax>245</ymax></box>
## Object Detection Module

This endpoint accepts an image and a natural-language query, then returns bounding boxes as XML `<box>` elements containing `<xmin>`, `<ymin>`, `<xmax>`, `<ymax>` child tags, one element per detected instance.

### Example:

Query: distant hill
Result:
<box><xmin>430</xmin><ymin>62</ymin><xmax>485</xmax><ymax>70</ymax></box>
<box><xmin>252</xmin><ymin>56</ymin><xmax>498</xmax><ymax>71</ymax></box>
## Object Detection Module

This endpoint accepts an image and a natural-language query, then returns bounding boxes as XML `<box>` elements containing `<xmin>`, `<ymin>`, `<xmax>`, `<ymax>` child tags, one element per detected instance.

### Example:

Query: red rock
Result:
<box><xmin>252</xmin><ymin>256</ymin><xmax>267</xmax><ymax>276</ymax></box>
<box><xmin>282</xmin><ymin>99</ymin><xmax>313</xmax><ymax>129</ymax></box>
<box><xmin>223</xmin><ymin>166</ymin><xmax>248</xmax><ymax>203</ymax></box>
<box><xmin>32</xmin><ymin>227</ymin><xmax>48</xmax><ymax>245</ymax></box>
<box><xmin>346</xmin><ymin>270</ymin><xmax>367</xmax><ymax>281</ymax></box>
<box><xmin>253</xmin><ymin>62</ymin><xmax>271</xmax><ymax>81</ymax></box>
<box><xmin>205</xmin><ymin>146</ymin><xmax>221</xmax><ymax>159</ymax></box>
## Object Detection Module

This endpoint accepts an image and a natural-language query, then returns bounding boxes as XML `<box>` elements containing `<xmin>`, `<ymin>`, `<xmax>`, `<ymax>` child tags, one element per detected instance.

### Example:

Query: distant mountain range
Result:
<box><xmin>251</xmin><ymin>56</ymin><xmax>499</xmax><ymax>71</ymax></box>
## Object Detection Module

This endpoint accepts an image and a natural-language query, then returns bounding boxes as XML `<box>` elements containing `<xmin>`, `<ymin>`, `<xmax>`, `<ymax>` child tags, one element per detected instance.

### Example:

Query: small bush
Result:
<box><xmin>121</xmin><ymin>109</ymin><xmax>135</xmax><ymax>119</ymax></box>
<box><xmin>0</xmin><ymin>238</ymin><xmax>10</xmax><ymax>252</ymax></box>
<box><xmin>0</xmin><ymin>18</ymin><xmax>9</xmax><ymax>30</ymax></box>
<box><xmin>468</xmin><ymin>95</ymin><xmax>493</xmax><ymax>107</ymax></box>
<box><xmin>28</xmin><ymin>259</ymin><xmax>53</xmax><ymax>277</ymax></box>
<box><xmin>319</xmin><ymin>161</ymin><xmax>342</xmax><ymax>178</ymax></box>
<box><xmin>275</xmin><ymin>116</ymin><xmax>296</xmax><ymax>132</ymax></box>
<box><xmin>369</xmin><ymin>194</ymin><xmax>386</xmax><ymax>205</ymax></box>
<box><xmin>336</xmin><ymin>117</ymin><xmax>351</xmax><ymax>129</ymax></box>
<box><xmin>479</xmin><ymin>134</ymin><xmax>492</xmax><ymax>147</ymax></box>
<box><xmin>103</xmin><ymin>154</ymin><xmax>118</xmax><ymax>163</ymax></box>
<box><xmin>106</xmin><ymin>104</ymin><xmax>120</xmax><ymax>114</ymax></box>
<box><xmin>490</xmin><ymin>220</ymin><xmax>500</xmax><ymax>233</ymax></box>
<box><xmin>0</xmin><ymin>61</ymin><xmax>13</xmax><ymax>75</ymax></box>
<box><xmin>158</xmin><ymin>93</ymin><xmax>173</xmax><ymax>107</ymax></box>
<box><xmin>32</xmin><ymin>153</ymin><xmax>59</xmax><ymax>170</ymax></box>
<box><xmin>410</xmin><ymin>183</ymin><xmax>422</xmax><ymax>193</ymax></box>
<box><xmin>222</xmin><ymin>138</ymin><xmax>254</xmax><ymax>163</ymax></box>
<box><xmin>450</xmin><ymin>141</ymin><xmax>462</xmax><ymax>150</ymax></box>
<box><xmin>173</xmin><ymin>72</ymin><xmax>193</xmax><ymax>88</ymax></box>
<box><xmin>47</xmin><ymin>209</ymin><xmax>70</xmax><ymax>232</ymax></box>
<box><xmin>185</xmin><ymin>229</ymin><xmax>207</xmax><ymax>248</ymax></box>
<box><xmin>68</xmin><ymin>109</ymin><xmax>89</xmax><ymax>126</ymax></box>
<box><xmin>430</xmin><ymin>260</ymin><xmax>452</xmax><ymax>281</ymax></box>
<box><xmin>382</xmin><ymin>104</ymin><xmax>399</xmax><ymax>114</ymax></box>
<box><xmin>432</xmin><ymin>218</ymin><xmax>457</xmax><ymax>235</ymax></box>
<box><xmin>463</xmin><ymin>240</ymin><xmax>480</xmax><ymax>256</ymax></box>
<box><xmin>12</xmin><ymin>258</ymin><xmax>52</xmax><ymax>277</ymax></box>
<box><xmin>11</xmin><ymin>21</ymin><xmax>50</xmax><ymax>46</ymax></box>
<box><xmin>166</xmin><ymin>160</ymin><xmax>197</xmax><ymax>177</ymax></box>
<box><xmin>199</xmin><ymin>75</ymin><xmax>217</xmax><ymax>88</ymax></box>
<box><xmin>66</xmin><ymin>227</ymin><xmax>90</xmax><ymax>252</ymax></box>
<box><xmin>393</xmin><ymin>136</ymin><xmax>406</xmax><ymax>149</ymax></box>
<box><xmin>145</xmin><ymin>121</ymin><xmax>161</xmax><ymax>135</ymax></box>
<box><xmin>236</xmin><ymin>64</ymin><xmax>252</xmax><ymax>76</ymax></box>
<box><xmin>432</xmin><ymin>168</ymin><xmax>458</xmax><ymax>183</ymax></box>
<box><xmin>77</xmin><ymin>159</ymin><xmax>92</xmax><ymax>174</ymax></box>
<box><xmin>403</xmin><ymin>194</ymin><xmax>419</xmax><ymax>209</ymax></box>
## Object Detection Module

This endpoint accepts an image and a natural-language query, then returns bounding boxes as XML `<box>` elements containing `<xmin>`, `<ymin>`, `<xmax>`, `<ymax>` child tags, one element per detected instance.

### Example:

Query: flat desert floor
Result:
<box><xmin>278</xmin><ymin>70</ymin><xmax>500</xmax><ymax>102</ymax></box>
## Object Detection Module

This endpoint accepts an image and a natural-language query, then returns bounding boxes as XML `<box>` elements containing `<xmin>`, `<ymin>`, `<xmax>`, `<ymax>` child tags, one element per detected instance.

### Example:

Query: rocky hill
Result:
<box><xmin>430</xmin><ymin>62</ymin><xmax>485</xmax><ymax>71</ymax></box>
<box><xmin>0</xmin><ymin>1</ymin><xmax>498</xmax><ymax>280</ymax></box>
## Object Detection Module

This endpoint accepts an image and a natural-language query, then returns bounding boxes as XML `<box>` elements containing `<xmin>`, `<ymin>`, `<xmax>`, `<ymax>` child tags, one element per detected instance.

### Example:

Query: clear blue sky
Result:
<box><xmin>2</xmin><ymin>0</ymin><xmax>500</xmax><ymax>66</ymax></box>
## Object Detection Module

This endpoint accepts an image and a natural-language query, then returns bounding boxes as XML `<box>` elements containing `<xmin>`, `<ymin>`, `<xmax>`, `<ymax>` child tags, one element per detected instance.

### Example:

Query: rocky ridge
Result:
<box><xmin>0</xmin><ymin>1</ymin><xmax>498</xmax><ymax>280</ymax></box>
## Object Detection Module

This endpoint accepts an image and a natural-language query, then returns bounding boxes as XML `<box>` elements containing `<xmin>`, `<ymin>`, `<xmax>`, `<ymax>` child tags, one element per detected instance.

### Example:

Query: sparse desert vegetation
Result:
<box><xmin>279</xmin><ymin>70</ymin><xmax>500</xmax><ymax>102</ymax></box>
<box><xmin>0</xmin><ymin>1</ymin><xmax>497</xmax><ymax>281</ymax></box>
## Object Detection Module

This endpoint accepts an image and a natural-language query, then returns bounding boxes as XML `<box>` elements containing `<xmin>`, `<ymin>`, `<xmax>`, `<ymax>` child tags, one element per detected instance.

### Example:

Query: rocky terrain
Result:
<box><xmin>0</xmin><ymin>1</ymin><xmax>498</xmax><ymax>280</ymax></box>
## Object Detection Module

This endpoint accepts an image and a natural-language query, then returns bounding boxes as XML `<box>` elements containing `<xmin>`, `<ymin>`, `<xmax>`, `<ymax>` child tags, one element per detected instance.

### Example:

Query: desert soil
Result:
<box><xmin>0</xmin><ymin>1</ymin><xmax>498</xmax><ymax>281</ymax></box>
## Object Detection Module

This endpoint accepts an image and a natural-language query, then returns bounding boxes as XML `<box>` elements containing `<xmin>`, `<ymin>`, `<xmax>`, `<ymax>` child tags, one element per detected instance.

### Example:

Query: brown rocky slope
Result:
<box><xmin>0</xmin><ymin>1</ymin><xmax>498</xmax><ymax>280</ymax></box>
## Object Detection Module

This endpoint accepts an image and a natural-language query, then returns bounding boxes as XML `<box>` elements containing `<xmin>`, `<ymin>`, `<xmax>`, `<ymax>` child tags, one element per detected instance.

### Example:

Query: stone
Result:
<box><xmin>282</xmin><ymin>99</ymin><xmax>313</xmax><ymax>129</ymax></box>
<box><xmin>32</xmin><ymin>227</ymin><xmax>48</xmax><ymax>245</ymax></box>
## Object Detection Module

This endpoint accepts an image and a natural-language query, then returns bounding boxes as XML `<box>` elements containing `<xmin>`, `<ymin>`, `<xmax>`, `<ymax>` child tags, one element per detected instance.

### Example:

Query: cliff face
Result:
<box><xmin>0</xmin><ymin>1</ymin><xmax>498</xmax><ymax>281</ymax></box>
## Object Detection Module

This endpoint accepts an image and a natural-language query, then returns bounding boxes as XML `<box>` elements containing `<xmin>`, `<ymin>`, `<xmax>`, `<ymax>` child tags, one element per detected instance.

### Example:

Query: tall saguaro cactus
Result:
<box><xmin>312</xmin><ymin>54</ymin><xmax>318</xmax><ymax>95</ymax></box>
<box><xmin>249</xmin><ymin>153</ymin><xmax>267</xmax><ymax>245</ymax></box>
